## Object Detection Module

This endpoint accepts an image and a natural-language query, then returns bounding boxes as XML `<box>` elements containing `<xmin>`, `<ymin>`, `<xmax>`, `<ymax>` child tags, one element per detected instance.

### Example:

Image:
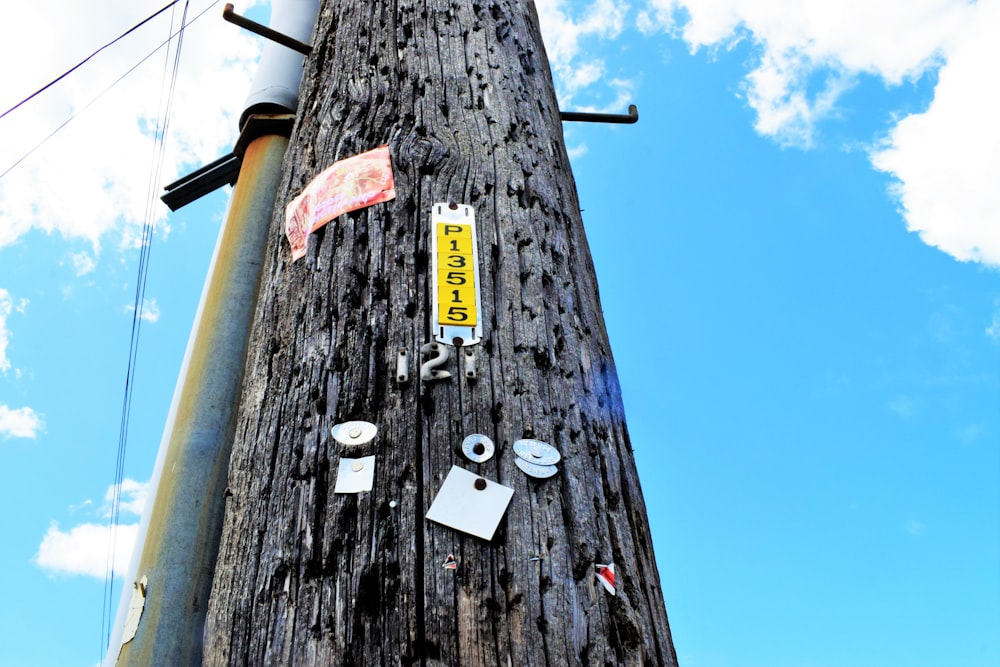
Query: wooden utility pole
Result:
<box><xmin>204</xmin><ymin>1</ymin><xmax>678</xmax><ymax>664</ymax></box>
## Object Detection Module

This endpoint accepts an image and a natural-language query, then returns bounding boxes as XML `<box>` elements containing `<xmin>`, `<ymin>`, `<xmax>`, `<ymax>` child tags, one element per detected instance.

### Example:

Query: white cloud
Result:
<box><xmin>103</xmin><ymin>478</ymin><xmax>151</xmax><ymax>518</ymax></box>
<box><xmin>0</xmin><ymin>288</ymin><xmax>15</xmax><ymax>373</ymax></box>
<box><xmin>639</xmin><ymin>0</ymin><xmax>1000</xmax><ymax>266</ymax></box>
<box><xmin>987</xmin><ymin>306</ymin><xmax>1000</xmax><ymax>343</ymax></box>
<box><xmin>35</xmin><ymin>478</ymin><xmax>149</xmax><ymax>578</ymax></box>
<box><xmin>537</xmin><ymin>0</ymin><xmax>631</xmax><ymax>108</ymax></box>
<box><xmin>639</xmin><ymin>0</ymin><xmax>966</xmax><ymax>143</ymax></box>
<box><xmin>0</xmin><ymin>404</ymin><xmax>44</xmax><ymax>438</ymax></box>
<box><xmin>69</xmin><ymin>251</ymin><xmax>97</xmax><ymax>276</ymax></box>
<box><xmin>567</xmin><ymin>143</ymin><xmax>589</xmax><ymax>160</ymax></box>
<box><xmin>35</xmin><ymin>521</ymin><xmax>138</xmax><ymax>578</ymax></box>
<box><xmin>870</xmin><ymin>1</ymin><xmax>1000</xmax><ymax>266</ymax></box>
<box><xmin>904</xmin><ymin>520</ymin><xmax>926</xmax><ymax>537</ymax></box>
<box><xmin>0</xmin><ymin>0</ymin><xmax>263</xmax><ymax>254</ymax></box>
<box><xmin>0</xmin><ymin>289</ymin><xmax>31</xmax><ymax>380</ymax></box>
<box><xmin>125</xmin><ymin>297</ymin><xmax>160</xmax><ymax>323</ymax></box>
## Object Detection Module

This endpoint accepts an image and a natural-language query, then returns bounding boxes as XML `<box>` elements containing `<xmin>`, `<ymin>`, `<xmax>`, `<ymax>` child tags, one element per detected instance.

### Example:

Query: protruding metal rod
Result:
<box><xmin>559</xmin><ymin>104</ymin><xmax>639</xmax><ymax>124</ymax></box>
<box><xmin>223</xmin><ymin>3</ymin><xmax>312</xmax><ymax>55</ymax></box>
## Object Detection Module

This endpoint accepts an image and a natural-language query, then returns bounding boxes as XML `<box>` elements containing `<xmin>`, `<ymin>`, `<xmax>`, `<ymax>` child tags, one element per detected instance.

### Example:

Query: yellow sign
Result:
<box><xmin>436</xmin><ymin>222</ymin><xmax>477</xmax><ymax>326</ymax></box>
<box><xmin>430</xmin><ymin>204</ymin><xmax>482</xmax><ymax>346</ymax></box>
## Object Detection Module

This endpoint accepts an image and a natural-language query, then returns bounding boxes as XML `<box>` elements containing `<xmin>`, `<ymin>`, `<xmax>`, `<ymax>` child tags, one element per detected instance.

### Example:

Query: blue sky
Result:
<box><xmin>1</xmin><ymin>1</ymin><xmax>997</xmax><ymax>666</ymax></box>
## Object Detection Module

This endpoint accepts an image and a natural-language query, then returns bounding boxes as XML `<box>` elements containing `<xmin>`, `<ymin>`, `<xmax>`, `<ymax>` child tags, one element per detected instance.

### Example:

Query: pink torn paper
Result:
<box><xmin>284</xmin><ymin>145</ymin><xmax>396</xmax><ymax>260</ymax></box>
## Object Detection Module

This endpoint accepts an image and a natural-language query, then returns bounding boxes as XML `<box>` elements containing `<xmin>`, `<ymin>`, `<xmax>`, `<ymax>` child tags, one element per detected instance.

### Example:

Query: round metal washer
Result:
<box><xmin>513</xmin><ymin>438</ymin><xmax>560</xmax><ymax>466</ymax></box>
<box><xmin>331</xmin><ymin>420</ymin><xmax>377</xmax><ymax>446</ymax></box>
<box><xmin>514</xmin><ymin>457</ymin><xmax>559</xmax><ymax>479</ymax></box>
<box><xmin>462</xmin><ymin>434</ymin><xmax>495</xmax><ymax>463</ymax></box>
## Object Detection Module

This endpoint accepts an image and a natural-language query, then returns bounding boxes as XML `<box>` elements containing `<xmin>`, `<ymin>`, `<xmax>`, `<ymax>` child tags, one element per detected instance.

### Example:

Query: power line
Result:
<box><xmin>0</xmin><ymin>0</ymin><xmax>223</xmax><ymax>183</ymax></box>
<box><xmin>0</xmin><ymin>1</ymin><xmax>180</xmax><ymax>122</ymax></box>
<box><xmin>98</xmin><ymin>1</ymin><xmax>196</xmax><ymax>662</ymax></box>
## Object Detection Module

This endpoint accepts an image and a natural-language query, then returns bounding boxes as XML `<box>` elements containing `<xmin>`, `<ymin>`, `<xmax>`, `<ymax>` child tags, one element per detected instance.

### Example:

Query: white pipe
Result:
<box><xmin>241</xmin><ymin>0</ymin><xmax>320</xmax><ymax>124</ymax></box>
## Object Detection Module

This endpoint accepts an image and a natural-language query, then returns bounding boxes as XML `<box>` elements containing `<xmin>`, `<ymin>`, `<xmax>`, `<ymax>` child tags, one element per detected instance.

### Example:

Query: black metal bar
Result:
<box><xmin>222</xmin><ymin>3</ymin><xmax>312</xmax><ymax>55</ymax></box>
<box><xmin>163</xmin><ymin>152</ymin><xmax>239</xmax><ymax>192</ymax></box>
<box><xmin>161</xmin><ymin>153</ymin><xmax>241</xmax><ymax>211</ymax></box>
<box><xmin>559</xmin><ymin>104</ymin><xmax>639</xmax><ymax>124</ymax></box>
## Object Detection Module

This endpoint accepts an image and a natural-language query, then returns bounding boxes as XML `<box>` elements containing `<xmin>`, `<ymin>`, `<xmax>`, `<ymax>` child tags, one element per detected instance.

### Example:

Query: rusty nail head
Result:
<box><xmin>474</xmin><ymin>478</ymin><xmax>487</xmax><ymax>490</ymax></box>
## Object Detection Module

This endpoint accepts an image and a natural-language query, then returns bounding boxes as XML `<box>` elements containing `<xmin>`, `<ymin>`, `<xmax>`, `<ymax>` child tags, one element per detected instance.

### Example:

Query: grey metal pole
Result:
<box><xmin>108</xmin><ymin>129</ymin><xmax>288</xmax><ymax>666</ymax></box>
<box><xmin>105</xmin><ymin>1</ymin><xmax>319</xmax><ymax>663</ymax></box>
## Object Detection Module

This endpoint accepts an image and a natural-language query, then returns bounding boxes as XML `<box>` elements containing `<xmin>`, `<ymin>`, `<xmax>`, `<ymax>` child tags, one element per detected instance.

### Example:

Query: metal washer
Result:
<box><xmin>331</xmin><ymin>420</ymin><xmax>378</xmax><ymax>446</ymax></box>
<box><xmin>513</xmin><ymin>438</ymin><xmax>560</xmax><ymax>466</ymax></box>
<box><xmin>462</xmin><ymin>434</ymin><xmax>495</xmax><ymax>463</ymax></box>
<box><xmin>514</xmin><ymin>457</ymin><xmax>559</xmax><ymax>479</ymax></box>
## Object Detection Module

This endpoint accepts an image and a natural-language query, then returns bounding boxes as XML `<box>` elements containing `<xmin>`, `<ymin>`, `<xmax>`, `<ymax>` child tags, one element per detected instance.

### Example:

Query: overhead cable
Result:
<box><xmin>0</xmin><ymin>0</ymin><xmax>222</xmax><ymax>183</ymax></box>
<box><xmin>0</xmin><ymin>1</ymin><xmax>180</xmax><ymax>122</ymax></box>
<box><xmin>98</xmin><ymin>1</ymin><xmax>193</xmax><ymax>662</ymax></box>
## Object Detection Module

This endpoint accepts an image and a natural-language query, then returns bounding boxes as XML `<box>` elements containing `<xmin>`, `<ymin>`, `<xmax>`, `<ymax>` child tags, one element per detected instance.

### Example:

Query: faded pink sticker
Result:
<box><xmin>285</xmin><ymin>145</ymin><xmax>396</xmax><ymax>260</ymax></box>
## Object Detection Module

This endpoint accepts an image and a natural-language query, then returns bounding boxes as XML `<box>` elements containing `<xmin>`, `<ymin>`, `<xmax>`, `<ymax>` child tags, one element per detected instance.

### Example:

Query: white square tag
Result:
<box><xmin>334</xmin><ymin>455</ymin><xmax>376</xmax><ymax>493</ymax></box>
<box><xmin>425</xmin><ymin>466</ymin><xmax>514</xmax><ymax>540</ymax></box>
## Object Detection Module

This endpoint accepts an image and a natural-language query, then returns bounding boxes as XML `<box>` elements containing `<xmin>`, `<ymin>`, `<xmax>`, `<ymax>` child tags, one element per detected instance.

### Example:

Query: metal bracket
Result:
<box><xmin>559</xmin><ymin>104</ymin><xmax>638</xmax><ymax>124</ymax></box>
<box><xmin>162</xmin><ymin>152</ymin><xmax>240</xmax><ymax>211</ymax></box>
<box><xmin>462</xmin><ymin>347</ymin><xmax>477</xmax><ymax>380</ymax></box>
<box><xmin>223</xmin><ymin>3</ymin><xmax>313</xmax><ymax>55</ymax></box>
<box><xmin>395</xmin><ymin>348</ymin><xmax>409</xmax><ymax>384</ymax></box>
<box><xmin>160</xmin><ymin>113</ymin><xmax>294</xmax><ymax>211</ymax></box>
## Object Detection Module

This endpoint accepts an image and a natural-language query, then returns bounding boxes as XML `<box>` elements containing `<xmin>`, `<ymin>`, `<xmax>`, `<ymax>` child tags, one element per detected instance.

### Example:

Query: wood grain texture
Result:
<box><xmin>203</xmin><ymin>1</ymin><xmax>677</xmax><ymax>665</ymax></box>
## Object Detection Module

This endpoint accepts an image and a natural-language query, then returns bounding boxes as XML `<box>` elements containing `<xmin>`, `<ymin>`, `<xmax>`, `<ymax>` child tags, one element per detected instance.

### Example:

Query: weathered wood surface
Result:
<box><xmin>204</xmin><ymin>1</ymin><xmax>677</xmax><ymax>665</ymax></box>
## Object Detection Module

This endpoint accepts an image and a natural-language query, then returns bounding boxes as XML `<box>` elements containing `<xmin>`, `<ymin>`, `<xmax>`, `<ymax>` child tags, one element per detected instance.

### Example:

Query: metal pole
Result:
<box><xmin>108</xmin><ymin>129</ymin><xmax>288</xmax><ymax>666</ymax></box>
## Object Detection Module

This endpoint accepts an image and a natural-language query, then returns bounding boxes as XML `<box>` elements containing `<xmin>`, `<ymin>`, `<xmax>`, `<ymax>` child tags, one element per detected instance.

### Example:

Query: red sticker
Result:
<box><xmin>595</xmin><ymin>562</ymin><xmax>616</xmax><ymax>595</ymax></box>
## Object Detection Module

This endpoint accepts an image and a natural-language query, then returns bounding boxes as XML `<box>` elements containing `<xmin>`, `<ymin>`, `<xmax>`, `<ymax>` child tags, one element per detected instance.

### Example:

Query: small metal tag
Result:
<box><xmin>331</xmin><ymin>420</ymin><xmax>377</xmax><ymax>446</ymax></box>
<box><xmin>334</xmin><ymin>455</ymin><xmax>376</xmax><ymax>493</ymax></box>
<box><xmin>426</xmin><ymin>466</ymin><xmax>514</xmax><ymax>541</ymax></box>
<box><xmin>513</xmin><ymin>439</ymin><xmax>560</xmax><ymax>466</ymax></box>
<box><xmin>514</xmin><ymin>457</ymin><xmax>559</xmax><ymax>479</ymax></box>
<box><xmin>462</xmin><ymin>434</ymin><xmax>495</xmax><ymax>463</ymax></box>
